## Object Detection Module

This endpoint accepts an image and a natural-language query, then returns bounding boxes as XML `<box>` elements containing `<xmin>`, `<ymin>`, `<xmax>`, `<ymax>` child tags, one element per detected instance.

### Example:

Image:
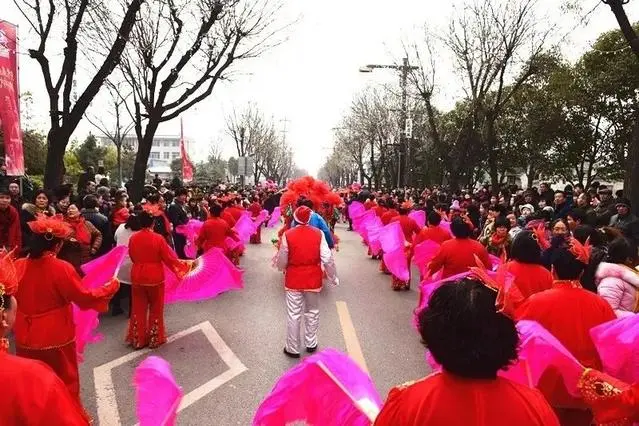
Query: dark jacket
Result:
<box><xmin>610</xmin><ymin>213</ymin><xmax>639</xmax><ymax>248</ymax></box>
<box><xmin>81</xmin><ymin>209</ymin><xmax>112</xmax><ymax>256</ymax></box>
<box><xmin>167</xmin><ymin>201</ymin><xmax>189</xmax><ymax>259</ymax></box>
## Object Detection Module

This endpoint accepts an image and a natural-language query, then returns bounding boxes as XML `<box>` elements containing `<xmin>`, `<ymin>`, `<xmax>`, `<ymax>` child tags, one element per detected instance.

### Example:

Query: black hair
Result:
<box><xmin>510</xmin><ymin>231</ymin><xmax>541</xmax><ymax>264</ymax></box>
<box><xmin>550</xmin><ymin>247</ymin><xmax>586</xmax><ymax>280</ymax></box>
<box><xmin>368</xmin><ymin>194</ymin><xmax>375</xmax><ymax>201</ymax></box>
<box><xmin>554</xmin><ymin>190</ymin><xmax>566</xmax><ymax>196</ymax></box>
<box><xmin>97</xmin><ymin>166</ymin><xmax>105</xmax><ymax>174</ymax></box>
<box><xmin>146</xmin><ymin>193</ymin><xmax>161</xmax><ymax>204</ymax></box>
<box><xmin>1</xmin><ymin>294</ymin><xmax>12</xmax><ymax>311</ymax></box>
<box><xmin>567</xmin><ymin>209</ymin><xmax>585</xmax><ymax>224</ymax></box>
<box><xmin>210</xmin><ymin>203</ymin><xmax>223</xmax><ymax>217</ymax></box>
<box><xmin>83</xmin><ymin>194</ymin><xmax>99</xmax><ymax>210</ymax></box>
<box><xmin>607</xmin><ymin>237</ymin><xmax>635</xmax><ymax>264</ymax></box>
<box><xmin>26</xmin><ymin>233</ymin><xmax>61</xmax><ymax>258</ymax></box>
<box><xmin>33</xmin><ymin>189</ymin><xmax>51</xmax><ymax>203</ymax></box>
<box><xmin>138</xmin><ymin>211</ymin><xmax>155</xmax><ymax>228</ymax></box>
<box><xmin>124</xmin><ymin>213</ymin><xmax>142</xmax><ymax>231</ymax></box>
<box><xmin>175</xmin><ymin>187</ymin><xmax>188</xmax><ymax>197</ymax></box>
<box><xmin>489</xmin><ymin>204</ymin><xmax>506</xmax><ymax>217</ymax></box>
<box><xmin>427</xmin><ymin>210</ymin><xmax>442</xmax><ymax>226</ymax></box>
<box><xmin>494</xmin><ymin>216</ymin><xmax>510</xmax><ymax>231</ymax></box>
<box><xmin>550</xmin><ymin>218</ymin><xmax>566</xmax><ymax>231</ymax></box>
<box><xmin>450</xmin><ymin>217</ymin><xmax>471</xmax><ymax>239</ymax></box>
<box><xmin>573</xmin><ymin>224</ymin><xmax>603</xmax><ymax>247</ymax></box>
<box><xmin>419</xmin><ymin>279</ymin><xmax>519</xmax><ymax>379</ymax></box>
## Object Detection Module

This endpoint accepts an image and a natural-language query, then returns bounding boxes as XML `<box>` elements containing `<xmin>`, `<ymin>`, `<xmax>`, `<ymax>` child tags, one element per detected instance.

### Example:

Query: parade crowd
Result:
<box><xmin>0</xmin><ymin>166</ymin><xmax>638</xmax><ymax>425</ymax></box>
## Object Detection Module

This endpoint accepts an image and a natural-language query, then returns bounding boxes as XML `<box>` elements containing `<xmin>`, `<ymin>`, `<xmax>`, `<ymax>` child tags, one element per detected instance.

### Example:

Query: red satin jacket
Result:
<box><xmin>129</xmin><ymin>228</ymin><xmax>183</xmax><ymax>286</ymax></box>
<box><xmin>197</xmin><ymin>217</ymin><xmax>237</xmax><ymax>253</ymax></box>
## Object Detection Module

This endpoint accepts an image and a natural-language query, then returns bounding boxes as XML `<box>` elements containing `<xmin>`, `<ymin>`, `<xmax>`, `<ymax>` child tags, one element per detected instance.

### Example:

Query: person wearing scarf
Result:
<box><xmin>14</xmin><ymin>215</ymin><xmax>119</xmax><ymax>416</ymax></box>
<box><xmin>59</xmin><ymin>204</ymin><xmax>102</xmax><ymax>275</ymax></box>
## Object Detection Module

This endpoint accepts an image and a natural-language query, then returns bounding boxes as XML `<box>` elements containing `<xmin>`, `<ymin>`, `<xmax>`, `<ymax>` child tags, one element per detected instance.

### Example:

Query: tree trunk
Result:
<box><xmin>117</xmin><ymin>144</ymin><xmax>122</xmax><ymax>187</ymax></box>
<box><xmin>130</xmin><ymin>121</ymin><xmax>159</xmax><ymax>202</ymax></box>
<box><xmin>484</xmin><ymin>116</ymin><xmax>500</xmax><ymax>195</ymax></box>
<box><xmin>43</xmin><ymin>128</ymin><xmax>67</xmax><ymax>189</ymax></box>
<box><xmin>526</xmin><ymin>166</ymin><xmax>536</xmax><ymax>190</ymax></box>
<box><xmin>626</xmin><ymin>113</ymin><xmax>639</xmax><ymax>215</ymax></box>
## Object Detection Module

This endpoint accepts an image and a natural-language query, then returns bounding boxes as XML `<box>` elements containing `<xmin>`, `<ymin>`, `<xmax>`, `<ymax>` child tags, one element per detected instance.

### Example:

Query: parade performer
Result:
<box><xmin>127</xmin><ymin>210</ymin><xmax>189</xmax><ymax>350</ymax></box>
<box><xmin>505</xmin><ymin>230</ymin><xmax>553</xmax><ymax>299</ymax></box>
<box><xmin>389</xmin><ymin>201</ymin><xmax>421</xmax><ymax>290</ymax></box>
<box><xmin>248</xmin><ymin>196</ymin><xmax>263</xmax><ymax>244</ymax></box>
<box><xmin>515</xmin><ymin>239</ymin><xmax>616</xmax><ymax>424</ymax></box>
<box><xmin>427</xmin><ymin>217</ymin><xmax>491</xmax><ymax>279</ymax></box>
<box><xmin>14</xmin><ymin>214</ymin><xmax>119</xmax><ymax>410</ymax></box>
<box><xmin>378</xmin><ymin>200</ymin><xmax>400</xmax><ymax>274</ymax></box>
<box><xmin>276</xmin><ymin>206</ymin><xmax>338</xmax><ymax>358</ymax></box>
<box><xmin>375</xmin><ymin>279</ymin><xmax>559</xmax><ymax>425</ymax></box>
<box><xmin>167</xmin><ymin>188</ymin><xmax>190</xmax><ymax>259</ymax></box>
<box><xmin>197</xmin><ymin>203</ymin><xmax>239</xmax><ymax>255</ymax></box>
<box><xmin>0</xmin><ymin>251</ymin><xmax>90</xmax><ymax>425</ymax></box>
<box><xmin>413</xmin><ymin>210</ymin><xmax>451</xmax><ymax>246</ymax></box>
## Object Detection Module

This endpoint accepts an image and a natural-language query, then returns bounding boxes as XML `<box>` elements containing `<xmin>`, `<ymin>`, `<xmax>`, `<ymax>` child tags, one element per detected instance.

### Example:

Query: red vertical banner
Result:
<box><xmin>0</xmin><ymin>21</ymin><xmax>24</xmax><ymax>176</ymax></box>
<box><xmin>180</xmin><ymin>117</ymin><xmax>193</xmax><ymax>183</ymax></box>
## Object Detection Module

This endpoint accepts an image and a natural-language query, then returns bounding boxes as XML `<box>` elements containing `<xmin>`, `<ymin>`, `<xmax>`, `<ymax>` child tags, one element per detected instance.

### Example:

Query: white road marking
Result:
<box><xmin>93</xmin><ymin>320</ymin><xmax>247</xmax><ymax>426</ymax></box>
<box><xmin>336</xmin><ymin>301</ymin><xmax>369</xmax><ymax>374</ymax></box>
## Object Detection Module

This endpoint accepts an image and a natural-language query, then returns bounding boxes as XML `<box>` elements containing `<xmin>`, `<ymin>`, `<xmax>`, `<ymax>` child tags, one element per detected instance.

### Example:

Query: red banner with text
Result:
<box><xmin>180</xmin><ymin>118</ymin><xmax>193</xmax><ymax>182</ymax></box>
<box><xmin>0</xmin><ymin>21</ymin><xmax>24</xmax><ymax>176</ymax></box>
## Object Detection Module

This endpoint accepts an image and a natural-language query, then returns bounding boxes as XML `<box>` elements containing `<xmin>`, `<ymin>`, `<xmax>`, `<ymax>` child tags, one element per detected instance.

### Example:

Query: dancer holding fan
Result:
<box><xmin>14</xmin><ymin>214</ymin><xmax>119</xmax><ymax>414</ymax></box>
<box><xmin>127</xmin><ymin>210</ymin><xmax>190</xmax><ymax>350</ymax></box>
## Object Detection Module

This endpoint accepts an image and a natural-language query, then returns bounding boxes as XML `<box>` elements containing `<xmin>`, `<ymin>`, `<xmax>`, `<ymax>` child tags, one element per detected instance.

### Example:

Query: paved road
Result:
<box><xmin>80</xmin><ymin>223</ymin><xmax>430</xmax><ymax>425</ymax></box>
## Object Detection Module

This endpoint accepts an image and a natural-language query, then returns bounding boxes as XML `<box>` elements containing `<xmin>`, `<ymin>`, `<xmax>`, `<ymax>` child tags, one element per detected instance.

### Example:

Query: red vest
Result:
<box><xmin>284</xmin><ymin>225</ymin><xmax>323</xmax><ymax>291</ymax></box>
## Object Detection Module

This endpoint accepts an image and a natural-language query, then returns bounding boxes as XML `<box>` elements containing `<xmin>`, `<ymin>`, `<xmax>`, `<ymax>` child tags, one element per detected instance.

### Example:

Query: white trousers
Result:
<box><xmin>285</xmin><ymin>290</ymin><xmax>320</xmax><ymax>354</ymax></box>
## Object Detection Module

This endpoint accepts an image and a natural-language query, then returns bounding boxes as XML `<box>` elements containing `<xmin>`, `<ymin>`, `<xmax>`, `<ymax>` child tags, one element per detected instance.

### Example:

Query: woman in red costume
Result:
<box><xmin>248</xmin><ymin>196</ymin><xmax>263</xmax><ymax>244</ymax></box>
<box><xmin>505</xmin><ymin>230</ymin><xmax>553</xmax><ymax>299</ymax></box>
<box><xmin>389</xmin><ymin>201</ymin><xmax>421</xmax><ymax>290</ymax></box>
<box><xmin>197</xmin><ymin>203</ymin><xmax>239</xmax><ymax>255</ymax></box>
<box><xmin>515</xmin><ymin>238</ymin><xmax>616</xmax><ymax>425</ymax></box>
<box><xmin>375</xmin><ymin>278</ymin><xmax>559</xmax><ymax>425</ymax></box>
<box><xmin>59</xmin><ymin>203</ymin><xmax>103</xmax><ymax>275</ymax></box>
<box><xmin>0</xmin><ymin>250</ymin><xmax>90</xmax><ymax>425</ymax></box>
<box><xmin>127</xmin><ymin>210</ymin><xmax>189</xmax><ymax>349</ymax></box>
<box><xmin>14</xmin><ymin>214</ymin><xmax>119</xmax><ymax>411</ymax></box>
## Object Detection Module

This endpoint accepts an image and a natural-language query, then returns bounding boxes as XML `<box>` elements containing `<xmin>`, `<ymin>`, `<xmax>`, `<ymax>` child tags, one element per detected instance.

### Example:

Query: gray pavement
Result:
<box><xmin>80</xmin><ymin>223</ymin><xmax>430</xmax><ymax>425</ymax></box>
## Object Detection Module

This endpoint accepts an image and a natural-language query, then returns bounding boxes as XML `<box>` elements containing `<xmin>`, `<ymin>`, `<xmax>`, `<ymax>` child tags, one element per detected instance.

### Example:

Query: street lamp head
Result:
<box><xmin>359</xmin><ymin>66</ymin><xmax>373</xmax><ymax>73</ymax></box>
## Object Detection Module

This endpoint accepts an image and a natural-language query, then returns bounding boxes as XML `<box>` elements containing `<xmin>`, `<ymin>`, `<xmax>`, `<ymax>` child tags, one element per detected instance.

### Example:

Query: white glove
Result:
<box><xmin>331</xmin><ymin>277</ymin><xmax>340</xmax><ymax>287</ymax></box>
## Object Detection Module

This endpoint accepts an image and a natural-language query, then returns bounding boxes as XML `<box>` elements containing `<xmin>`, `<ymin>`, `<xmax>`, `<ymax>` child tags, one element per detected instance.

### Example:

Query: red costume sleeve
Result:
<box><xmin>58</xmin><ymin>262</ymin><xmax>119</xmax><ymax>313</ymax></box>
<box><xmin>41</xmin><ymin>374</ymin><xmax>91</xmax><ymax>425</ymax></box>
<box><xmin>428</xmin><ymin>244</ymin><xmax>447</xmax><ymax>276</ymax></box>
<box><xmin>159</xmin><ymin>237</ymin><xmax>183</xmax><ymax>273</ymax></box>
<box><xmin>196</xmin><ymin>221</ymin><xmax>211</xmax><ymax>250</ymax></box>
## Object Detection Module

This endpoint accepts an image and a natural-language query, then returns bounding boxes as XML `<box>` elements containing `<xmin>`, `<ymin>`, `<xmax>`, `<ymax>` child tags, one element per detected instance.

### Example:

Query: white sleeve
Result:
<box><xmin>275</xmin><ymin>234</ymin><xmax>289</xmax><ymax>271</ymax></box>
<box><xmin>320</xmin><ymin>233</ymin><xmax>337</xmax><ymax>282</ymax></box>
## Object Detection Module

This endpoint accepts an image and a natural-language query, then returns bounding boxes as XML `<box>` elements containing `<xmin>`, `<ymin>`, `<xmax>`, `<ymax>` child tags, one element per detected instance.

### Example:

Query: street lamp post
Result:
<box><xmin>359</xmin><ymin>57</ymin><xmax>418</xmax><ymax>189</ymax></box>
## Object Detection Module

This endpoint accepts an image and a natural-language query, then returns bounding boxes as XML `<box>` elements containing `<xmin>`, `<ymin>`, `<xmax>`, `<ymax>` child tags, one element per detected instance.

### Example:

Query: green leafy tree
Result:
<box><xmin>75</xmin><ymin>134</ymin><xmax>108</xmax><ymax>170</ymax></box>
<box><xmin>22</xmin><ymin>130</ymin><xmax>47</xmax><ymax>175</ymax></box>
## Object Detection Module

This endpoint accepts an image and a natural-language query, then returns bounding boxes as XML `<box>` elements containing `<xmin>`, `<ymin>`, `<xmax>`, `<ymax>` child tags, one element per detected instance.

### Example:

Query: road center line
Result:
<box><xmin>336</xmin><ymin>301</ymin><xmax>369</xmax><ymax>374</ymax></box>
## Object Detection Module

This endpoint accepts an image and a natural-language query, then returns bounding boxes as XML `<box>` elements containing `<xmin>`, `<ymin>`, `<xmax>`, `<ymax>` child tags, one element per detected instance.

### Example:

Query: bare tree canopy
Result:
<box><xmin>118</xmin><ymin>0</ymin><xmax>287</xmax><ymax>200</ymax></box>
<box><xmin>13</xmin><ymin>0</ymin><xmax>145</xmax><ymax>188</ymax></box>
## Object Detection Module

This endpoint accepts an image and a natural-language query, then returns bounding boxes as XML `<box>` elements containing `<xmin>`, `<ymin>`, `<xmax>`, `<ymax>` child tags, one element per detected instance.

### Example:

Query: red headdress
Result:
<box><xmin>0</xmin><ymin>248</ymin><xmax>25</xmax><ymax>310</ymax></box>
<box><xmin>469</xmin><ymin>255</ymin><xmax>525</xmax><ymax>319</ymax></box>
<box><xmin>579</xmin><ymin>369</ymin><xmax>639</xmax><ymax>426</ymax></box>
<box><xmin>27</xmin><ymin>214</ymin><xmax>72</xmax><ymax>240</ymax></box>
<box><xmin>570</xmin><ymin>237</ymin><xmax>591</xmax><ymax>265</ymax></box>
<box><xmin>142</xmin><ymin>203</ymin><xmax>161</xmax><ymax>216</ymax></box>
<box><xmin>400</xmin><ymin>200</ymin><xmax>415</xmax><ymax>211</ymax></box>
<box><xmin>532</xmin><ymin>223</ymin><xmax>550</xmax><ymax>250</ymax></box>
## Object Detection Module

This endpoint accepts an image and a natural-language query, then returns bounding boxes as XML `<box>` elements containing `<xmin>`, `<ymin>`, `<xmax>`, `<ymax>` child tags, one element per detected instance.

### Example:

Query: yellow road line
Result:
<box><xmin>336</xmin><ymin>301</ymin><xmax>369</xmax><ymax>374</ymax></box>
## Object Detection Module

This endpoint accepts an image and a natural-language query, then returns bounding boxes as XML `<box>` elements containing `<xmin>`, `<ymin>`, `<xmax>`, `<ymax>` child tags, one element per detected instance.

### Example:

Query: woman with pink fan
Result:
<box><xmin>197</xmin><ymin>203</ymin><xmax>239</xmax><ymax>257</ymax></box>
<box><xmin>127</xmin><ymin>211</ymin><xmax>191</xmax><ymax>350</ymax></box>
<box><xmin>248</xmin><ymin>196</ymin><xmax>264</xmax><ymax>244</ymax></box>
<box><xmin>375</xmin><ymin>278</ymin><xmax>559</xmax><ymax>426</ymax></box>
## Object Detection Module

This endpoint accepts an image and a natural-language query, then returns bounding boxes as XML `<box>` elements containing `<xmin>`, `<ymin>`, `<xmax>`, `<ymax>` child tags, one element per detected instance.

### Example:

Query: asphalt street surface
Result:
<box><xmin>80</xmin><ymin>223</ymin><xmax>430</xmax><ymax>425</ymax></box>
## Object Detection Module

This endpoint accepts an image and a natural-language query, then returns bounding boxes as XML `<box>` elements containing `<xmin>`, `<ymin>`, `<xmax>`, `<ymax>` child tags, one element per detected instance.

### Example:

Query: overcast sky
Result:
<box><xmin>4</xmin><ymin>0</ymin><xmax>639</xmax><ymax>176</ymax></box>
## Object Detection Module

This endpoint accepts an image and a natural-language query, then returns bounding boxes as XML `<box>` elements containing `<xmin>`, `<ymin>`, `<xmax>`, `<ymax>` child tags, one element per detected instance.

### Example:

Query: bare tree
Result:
<box><xmin>445</xmin><ymin>0</ymin><xmax>550</xmax><ymax>193</ymax></box>
<box><xmin>85</xmin><ymin>79</ymin><xmax>134</xmax><ymax>185</ymax></box>
<box><xmin>13</xmin><ymin>0</ymin><xmax>144</xmax><ymax>188</ymax></box>
<box><xmin>259</xmin><ymin>136</ymin><xmax>293</xmax><ymax>185</ymax></box>
<box><xmin>119</xmin><ymin>0</ymin><xmax>286</xmax><ymax>200</ymax></box>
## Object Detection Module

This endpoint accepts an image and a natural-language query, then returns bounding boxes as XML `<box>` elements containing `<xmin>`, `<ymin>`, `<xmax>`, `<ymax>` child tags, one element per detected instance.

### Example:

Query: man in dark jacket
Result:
<box><xmin>610</xmin><ymin>198</ymin><xmax>639</xmax><ymax>250</ymax></box>
<box><xmin>167</xmin><ymin>187</ymin><xmax>189</xmax><ymax>259</ymax></box>
<box><xmin>553</xmin><ymin>190</ymin><xmax>572</xmax><ymax>220</ymax></box>
<box><xmin>81</xmin><ymin>194</ymin><xmax>112</xmax><ymax>256</ymax></box>
<box><xmin>594</xmin><ymin>187</ymin><xmax>617</xmax><ymax>227</ymax></box>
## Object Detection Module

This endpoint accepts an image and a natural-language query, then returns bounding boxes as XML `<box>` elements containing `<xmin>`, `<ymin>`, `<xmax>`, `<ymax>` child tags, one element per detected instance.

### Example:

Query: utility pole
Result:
<box><xmin>359</xmin><ymin>57</ymin><xmax>418</xmax><ymax>188</ymax></box>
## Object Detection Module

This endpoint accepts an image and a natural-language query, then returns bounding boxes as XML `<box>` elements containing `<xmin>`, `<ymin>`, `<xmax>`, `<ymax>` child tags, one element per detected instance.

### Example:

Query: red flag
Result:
<box><xmin>0</xmin><ymin>22</ymin><xmax>24</xmax><ymax>176</ymax></box>
<box><xmin>180</xmin><ymin>118</ymin><xmax>193</xmax><ymax>182</ymax></box>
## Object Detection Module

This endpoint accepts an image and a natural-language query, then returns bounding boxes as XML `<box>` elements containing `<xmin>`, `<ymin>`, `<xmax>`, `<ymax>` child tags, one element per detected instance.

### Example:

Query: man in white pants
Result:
<box><xmin>276</xmin><ymin>205</ymin><xmax>338</xmax><ymax>358</ymax></box>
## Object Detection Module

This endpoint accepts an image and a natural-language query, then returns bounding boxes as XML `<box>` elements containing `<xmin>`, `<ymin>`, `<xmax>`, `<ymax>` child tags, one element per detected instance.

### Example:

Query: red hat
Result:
<box><xmin>293</xmin><ymin>206</ymin><xmax>312</xmax><ymax>225</ymax></box>
<box><xmin>27</xmin><ymin>214</ymin><xmax>73</xmax><ymax>240</ymax></box>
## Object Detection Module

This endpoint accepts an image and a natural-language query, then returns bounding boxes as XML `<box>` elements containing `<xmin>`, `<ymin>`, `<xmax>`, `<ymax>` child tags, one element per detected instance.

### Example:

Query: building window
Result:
<box><xmin>172</xmin><ymin>140</ymin><xmax>179</xmax><ymax>147</ymax></box>
<box><xmin>163</xmin><ymin>152</ymin><xmax>170</xmax><ymax>160</ymax></box>
<box><xmin>150</xmin><ymin>152</ymin><xmax>160</xmax><ymax>159</ymax></box>
<box><xmin>152</xmin><ymin>140</ymin><xmax>159</xmax><ymax>146</ymax></box>
<box><xmin>172</xmin><ymin>152</ymin><xmax>179</xmax><ymax>159</ymax></box>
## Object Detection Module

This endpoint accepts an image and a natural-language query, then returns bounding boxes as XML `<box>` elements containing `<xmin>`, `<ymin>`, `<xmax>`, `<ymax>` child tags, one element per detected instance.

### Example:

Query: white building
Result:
<box><xmin>96</xmin><ymin>135</ymin><xmax>194</xmax><ymax>179</ymax></box>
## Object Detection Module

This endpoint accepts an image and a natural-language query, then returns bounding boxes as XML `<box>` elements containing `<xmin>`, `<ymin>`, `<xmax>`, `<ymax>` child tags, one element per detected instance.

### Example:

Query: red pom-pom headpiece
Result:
<box><xmin>0</xmin><ymin>248</ymin><xmax>25</xmax><ymax>310</ymax></box>
<box><xmin>27</xmin><ymin>214</ymin><xmax>72</xmax><ymax>240</ymax></box>
<box><xmin>569</xmin><ymin>237</ymin><xmax>591</xmax><ymax>265</ymax></box>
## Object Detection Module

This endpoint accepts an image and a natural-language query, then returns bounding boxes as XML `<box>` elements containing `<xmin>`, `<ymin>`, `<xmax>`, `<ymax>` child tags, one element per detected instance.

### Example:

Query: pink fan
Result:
<box><xmin>176</xmin><ymin>220</ymin><xmax>204</xmax><ymax>260</ymax></box>
<box><xmin>379</xmin><ymin>221</ymin><xmax>404</xmax><ymax>253</ymax></box>
<box><xmin>408</xmin><ymin>210</ymin><xmax>426</xmax><ymax>228</ymax></box>
<box><xmin>366</xmin><ymin>217</ymin><xmax>384</xmax><ymax>256</ymax></box>
<box><xmin>72</xmin><ymin>303</ymin><xmax>103</xmax><ymax>363</ymax></box>
<box><xmin>224</xmin><ymin>236</ymin><xmax>242</xmax><ymax>251</ymax></box>
<box><xmin>134</xmin><ymin>356</ymin><xmax>183</xmax><ymax>426</ymax></box>
<box><xmin>427</xmin><ymin>321</ymin><xmax>584</xmax><ymax>397</ymax></box>
<box><xmin>80</xmin><ymin>246</ymin><xmax>128</xmax><ymax>289</ymax></box>
<box><xmin>348</xmin><ymin>201</ymin><xmax>365</xmax><ymax>220</ymax></box>
<box><xmin>352</xmin><ymin>209</ymin><xmax>375</xmax><ymax>234</ymax></box>
<box><xmin>164</xmin><ymin>248</ymin><xmax>243</xmax><ymax>303</ymax></box>
<box><xmin>412</xmin><ymin>240</ymin><xmax>440</xmax><ymax>278</ymax></box>
<box><xmin>439</xmin><ymin>220</ymin><xmax>452</xmax><ymax>236</ymax></box>
<box><xmin>413</xmin><ymin>271</ymin><xmax>470</xmax><ymax>329</ymax></box>
<box><xmin>383</xmin><ymin>249</ymin><xmax>409</xmax><ymax>282</ymax></box>
<box><xmin>489</xmin><ymin>254</ymin><xmax>502</xmax><ymax>271</ymax></box>
<box><xmin>591</xmin><ymin>314</ymin><xmax>639</xmax><ymax>384</ymax></box>
<box><xmin>267</xmin><ymin>207</ymin><xmax>281</xmax><ymax>228</ymax></box>
<box><xmin>253</xmin><ymin>348</ymin><xmax>382</xmax><ymax>426</ymax></box>
<box><xmin>234</xmin><ymin>214</ymin><xmax>256</xmax><ymax>243</ymax></box>
<box><xmin>254</xmin><ymin>210</ymin><xmax>269</xmax><ymax>227</ymax></box>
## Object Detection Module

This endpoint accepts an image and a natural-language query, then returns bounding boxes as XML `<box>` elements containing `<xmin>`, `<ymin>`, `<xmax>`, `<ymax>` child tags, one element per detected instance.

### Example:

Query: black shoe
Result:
<box><xmin>283</xmin><ymin>348</ymin><xmax>300</xmax><ymax>358</ymax></box>
<box><xmin>306</xmin><ymin>345</ymin><xmax>318</xmax><ymax>353</ymax></box>
<box><xmin>111</xmin><ymin>306</ymin><xmax>125</xmax><ymax>317</ymax></box>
